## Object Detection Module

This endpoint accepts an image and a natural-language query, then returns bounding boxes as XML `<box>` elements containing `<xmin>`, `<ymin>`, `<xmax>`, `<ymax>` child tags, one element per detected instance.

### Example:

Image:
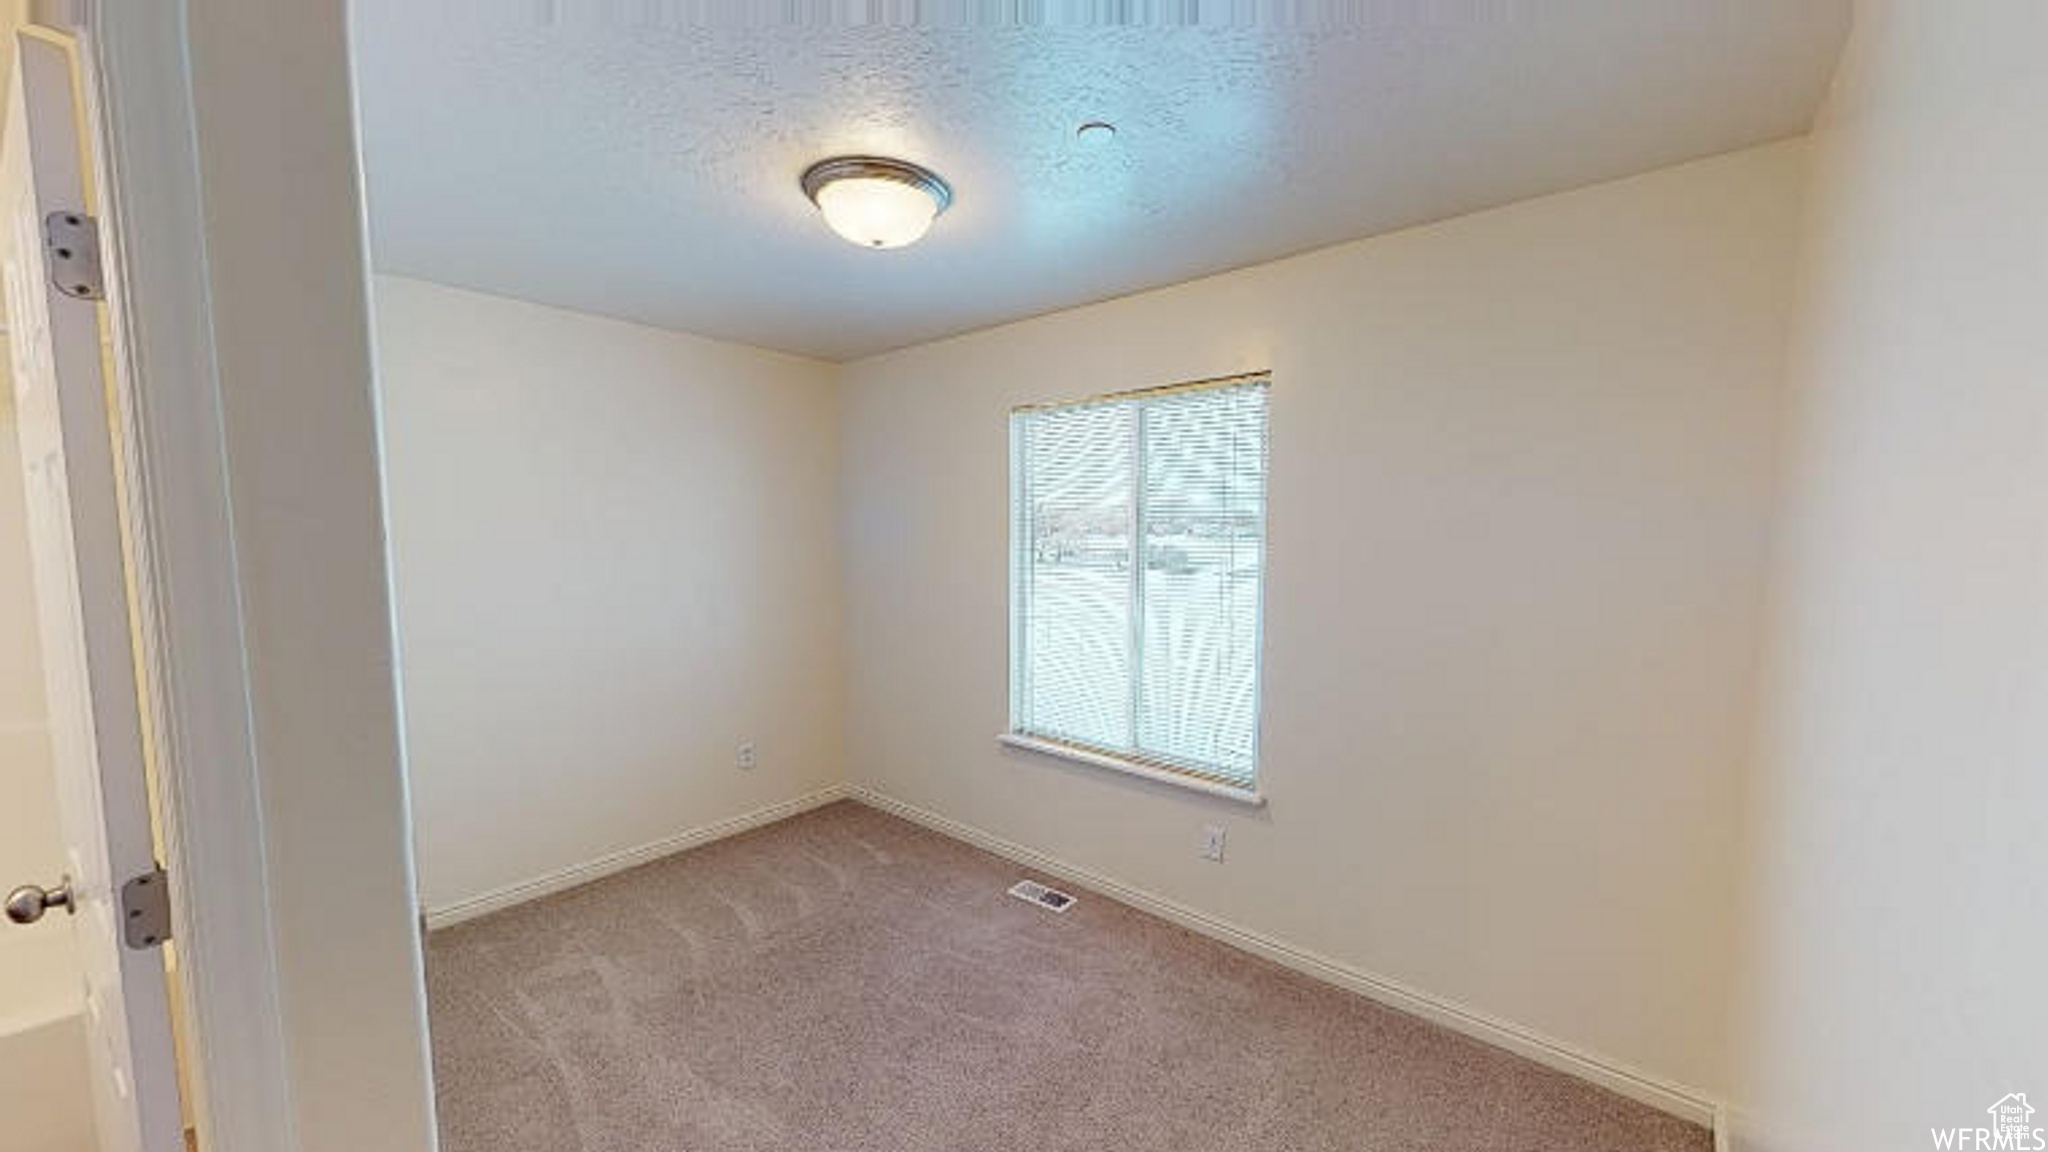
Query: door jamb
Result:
<box><xmin>70</xmin><ymin>5</ymin><xmax>299</xmax><ymax>1150</ymax></box>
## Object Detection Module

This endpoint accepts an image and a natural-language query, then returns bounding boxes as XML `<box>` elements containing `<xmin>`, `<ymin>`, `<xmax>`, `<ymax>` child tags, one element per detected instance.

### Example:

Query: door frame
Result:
<box><xmin>67</xmin><ymin>7</ymin><xmax>297</xmax><ymax>1151</ymax></box>
<box><xmin>66</xmin><ymin>5</ymin><xmax>435</xmax><ymax>1150</ymax></box>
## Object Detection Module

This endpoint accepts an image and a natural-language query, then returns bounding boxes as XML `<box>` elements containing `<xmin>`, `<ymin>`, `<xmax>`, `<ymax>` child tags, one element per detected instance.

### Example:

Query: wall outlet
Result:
<box><xmin>735</xmin><ymin>741</ymin><xmax>756</xmax><ymax>770</ymax></box>
<box><xmin>1201</xmin><ymin>825</ymin><xmax>1227</xmax><ymax>862</ymax></box>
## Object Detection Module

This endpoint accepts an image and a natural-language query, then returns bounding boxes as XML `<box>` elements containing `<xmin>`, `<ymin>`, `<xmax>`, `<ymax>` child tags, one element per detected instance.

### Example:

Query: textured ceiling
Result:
<box><xmin>352</xmin><ymin>2</ymin><xmax>1849</xmax><ymax>362</ymax></box>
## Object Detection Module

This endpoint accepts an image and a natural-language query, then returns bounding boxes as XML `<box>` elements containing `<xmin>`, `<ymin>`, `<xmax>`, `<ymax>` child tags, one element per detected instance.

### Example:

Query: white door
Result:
<box><xmin>0</xmin><ymin>28</ymin><xmax>182</xmax><ymax>1152</ymax></box>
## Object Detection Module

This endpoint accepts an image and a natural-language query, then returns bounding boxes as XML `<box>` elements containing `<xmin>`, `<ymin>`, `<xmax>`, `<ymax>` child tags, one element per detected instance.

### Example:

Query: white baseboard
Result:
<box><xmin>847</xmin><ymin>783</ymin><xmax>1722</xmax><ymax>1131</ymax></box>
<box><xmin>1713</xmin><ymin>1102</ymin><xmax>1790</xmax><ymax>1152</ymax></box>
<box><xmin>422</xmin><ymin>785</ymin><xmax>850</xmax><ymax>930</ymax></box>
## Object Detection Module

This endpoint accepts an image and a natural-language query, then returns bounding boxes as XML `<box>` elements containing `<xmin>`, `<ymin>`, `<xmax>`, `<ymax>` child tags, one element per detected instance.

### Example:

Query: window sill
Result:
<box><xmin>996</xmin><ymin>733</ymin><xmax>1267</xmax><ymax>807</ymax></box>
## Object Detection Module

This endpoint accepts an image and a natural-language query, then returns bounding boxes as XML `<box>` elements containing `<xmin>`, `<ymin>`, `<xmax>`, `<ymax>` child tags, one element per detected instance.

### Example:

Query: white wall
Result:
<box><xmin>375</xmin><ymin>276</ymin><xmax>846</xmax><ymax>912</ymax></box>
<box><xmin>1726</xmin><ymin>4</ymin><xmax>2048</xmax><ymax>1149</ymax></box>
<box><xmin>837</xmin><ymin>140</ymin><xmax>1806</xmax><ymax>1102</ymax></box>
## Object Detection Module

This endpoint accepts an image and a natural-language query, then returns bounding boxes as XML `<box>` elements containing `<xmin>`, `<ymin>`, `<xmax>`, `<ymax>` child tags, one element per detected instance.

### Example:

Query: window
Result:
<box><xmin>1007</xmin><ymin>374</ymin><xmax>1270</xmax><ymax>798</ymax></box>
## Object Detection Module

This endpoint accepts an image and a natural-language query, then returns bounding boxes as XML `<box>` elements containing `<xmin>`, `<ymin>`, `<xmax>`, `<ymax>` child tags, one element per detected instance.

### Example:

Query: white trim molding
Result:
<box><xmin>847</xmin><ymin>783</ymin><xmax>1722</xmax><ymax>1130</ymax></box>
<box><xmin>85</xmin><ymin>7</ymin><xmax>299</xmax><ymax>1151</ymax></box>
<box><xmin>423</xmin><ymin>786</ymin><xmax>851</xmax><ymax>930</ymax></box>
<box><xmin>997</xmin><ymin>732</ymin><xmax>1266</xmax><ymax>806</ymax></box>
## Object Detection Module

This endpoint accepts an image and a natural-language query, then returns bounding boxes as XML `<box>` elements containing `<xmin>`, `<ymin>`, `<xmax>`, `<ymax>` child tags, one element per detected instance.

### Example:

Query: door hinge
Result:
<box><xmin>120</xmin><ymin>867</ymin><xmax>170</xmax><ymax>950</ymax></box>
<box><xmin>43</xmin><ymin>210</ymin><xmax>104</xmax><ymax>301</ymax></box>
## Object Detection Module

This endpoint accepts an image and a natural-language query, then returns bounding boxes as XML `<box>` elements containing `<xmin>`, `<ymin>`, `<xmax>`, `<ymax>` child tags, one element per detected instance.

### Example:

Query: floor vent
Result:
<box><xmin>1008</xmin><ymin>879</ymin><xmax>1077</xmax><ymax>913</ymax></box>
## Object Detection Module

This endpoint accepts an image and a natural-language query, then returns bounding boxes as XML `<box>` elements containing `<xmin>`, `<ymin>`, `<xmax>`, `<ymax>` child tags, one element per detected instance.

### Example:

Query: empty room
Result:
<box><xmin>0</xmin><ymin>3</ymin><xmax>2041</xmax><ymax>1152</ymax></box>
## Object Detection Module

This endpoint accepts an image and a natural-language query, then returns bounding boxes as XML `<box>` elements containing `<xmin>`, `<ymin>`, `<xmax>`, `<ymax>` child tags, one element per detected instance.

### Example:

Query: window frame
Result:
<box><xmin>1002</xmin><ymin>371</ymin><xmax>1271</xmax><ymax>806</ymax></box>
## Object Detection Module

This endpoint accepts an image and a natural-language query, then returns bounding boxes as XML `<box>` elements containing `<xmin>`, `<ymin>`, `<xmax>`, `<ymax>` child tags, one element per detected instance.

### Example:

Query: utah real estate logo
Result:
<box><xmin>1933</xmin><ymin>1094</ymin><xmax>2045</xmax><ymax>1150</ymax></box>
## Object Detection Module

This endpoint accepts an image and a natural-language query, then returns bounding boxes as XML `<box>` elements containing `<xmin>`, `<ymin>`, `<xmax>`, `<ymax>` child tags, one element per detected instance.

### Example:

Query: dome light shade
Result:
<box><xmin>801</xmin><ymin>156</ymin><xmax>952</xmax><ymax>250</ymax></box>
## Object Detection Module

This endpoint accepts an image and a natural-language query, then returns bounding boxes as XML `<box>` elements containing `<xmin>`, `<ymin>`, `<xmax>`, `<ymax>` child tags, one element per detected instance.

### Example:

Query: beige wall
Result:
<box><xmin>375</xmin><ymin>276</ymin><xmax>847</xmax><ymax>912</ymax></box>
<box><xmin>836</xmin><ymin>140</ymin><xmax>1805</xmax><ymax>1099</ymax></box>
<box><xmin>1726</xmin><ymin>3</ymin><xmax>2048</xmax><ymax>1149</ymax></box>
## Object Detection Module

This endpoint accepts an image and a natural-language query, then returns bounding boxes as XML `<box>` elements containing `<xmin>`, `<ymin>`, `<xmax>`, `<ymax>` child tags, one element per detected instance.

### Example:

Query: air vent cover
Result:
<box><xmin>1007</xmin><ymin>879</ymin><xmax>1076</xmax><ymax>913</ymax></box>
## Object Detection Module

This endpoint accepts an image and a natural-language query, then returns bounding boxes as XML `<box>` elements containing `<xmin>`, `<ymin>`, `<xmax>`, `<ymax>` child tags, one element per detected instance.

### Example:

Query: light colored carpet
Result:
<box><xmin>426</xmin><ymin>801</ymin><xmax>1710</xmax><ymax>1152</ymax></box>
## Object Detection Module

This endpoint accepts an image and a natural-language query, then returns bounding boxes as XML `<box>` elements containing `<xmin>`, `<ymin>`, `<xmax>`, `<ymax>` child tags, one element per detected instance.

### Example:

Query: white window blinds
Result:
<box><xmin>1009</xmin><ymin>376</ymin><xmax>1269</xmax><ymax>790</ymax></box>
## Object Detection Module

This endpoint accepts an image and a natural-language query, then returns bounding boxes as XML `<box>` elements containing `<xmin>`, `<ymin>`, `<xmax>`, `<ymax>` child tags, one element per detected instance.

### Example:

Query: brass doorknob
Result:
<box><xmin>4</xmin><ymin>877</ymin><xmax>73</xmax><ymax>924</ymax></box>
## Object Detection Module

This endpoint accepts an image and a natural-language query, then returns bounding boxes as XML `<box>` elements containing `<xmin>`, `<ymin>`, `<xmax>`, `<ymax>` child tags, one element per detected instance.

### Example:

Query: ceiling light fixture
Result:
<box><xmin>801</xmin><ymin>155</ymin><xmax>953</xmax><ymax>250</ymax></box>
